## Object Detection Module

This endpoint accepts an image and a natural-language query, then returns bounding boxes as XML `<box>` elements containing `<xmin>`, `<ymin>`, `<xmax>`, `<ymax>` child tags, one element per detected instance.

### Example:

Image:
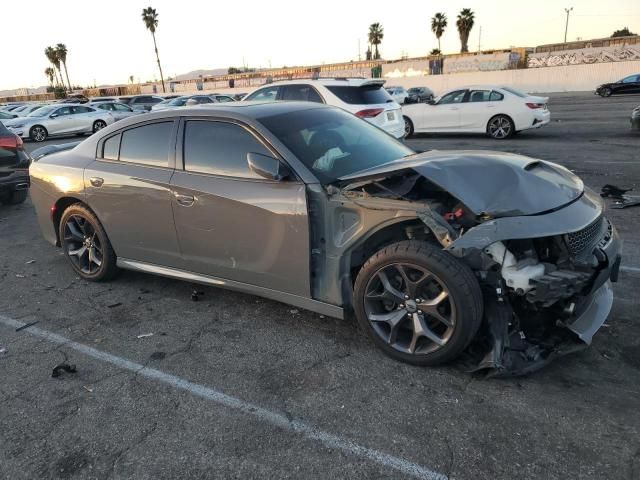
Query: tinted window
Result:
<box><xmin>119</xmin><ymin>122</ymin><xmax>173</xmax><ymax>167</ymax></box>
<box><xmin>260</xmin><ymin>108</ymin><xmax>413</xmax><ymax>184</ymax></box>
<box><xmin>55</xmin><ymin>106</ymin><xmax>73</xmax><ymax>116</ymax></box>
<box><xmin>467</xmin><ymin>90</ymin><xmax>491</xmax><ymax>102</ymax></box>
<box><xmin>73</xmin><ymin>106</ymin><xmax>93</xmax><ymax>114</ymax></box>
<box><xmin>113</xmin><ymin>103</ymin><xmax>131</xmax><ymax>111</ymax></box>
<box><xmin>622</xmin><ymin>75</ymin><xmax>639</xmax><ymax>83</ymax></box>
<box><xmin>103</xmin><ymin>134</ymin><xmax>121</xmax><ymax>160</ymax></box>
<box><xmin>438</xmin><ymin>90</ymin><xmax>466</xmax><ymax>104</ymax></box>
<box><xmin>245</xmin><ymin>86</ymin><xmax>279</xmax><ymax>102</ymax></box>
<box><xmin>325</xmin><ymin>85</ymin><xmax>391</xmax><ymax>104</ymax></box>
<box><xmin>216</xmin><ymin>95</ymin><xmax>235</xmax><ymax>103</ymax></box>
<box><xmin>281</xmin><ymin>85</ymin><xmax>323</xmax><ymax>103</ymax></box>
<box><xmin>490</xmin><ymin>91</ymin><xmax>504</xmax><ymax>101</ymax></box>
<box><xmin>183</xmin><ymin>121</ymin><xmax>270</xmax><ymax>178</ymax></box>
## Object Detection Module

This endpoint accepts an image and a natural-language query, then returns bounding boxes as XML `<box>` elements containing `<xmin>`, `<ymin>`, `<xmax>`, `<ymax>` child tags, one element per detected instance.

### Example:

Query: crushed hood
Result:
<box><xmin>338</xmin><ymin>150</ymin><xmax>584</xmax><ymax>217</ymax></box>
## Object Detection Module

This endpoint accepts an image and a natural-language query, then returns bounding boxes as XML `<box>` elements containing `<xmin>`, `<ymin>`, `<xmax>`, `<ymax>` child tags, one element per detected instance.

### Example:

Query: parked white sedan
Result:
<box><xmin>402</xmin><ymin>85</ymin><xmax>550</xmax><ymax>139</ymax></box>
<box><xmin>3</xmin><ymin>104</ymin><xmax>115</xmax><ymax>142</ymax></box>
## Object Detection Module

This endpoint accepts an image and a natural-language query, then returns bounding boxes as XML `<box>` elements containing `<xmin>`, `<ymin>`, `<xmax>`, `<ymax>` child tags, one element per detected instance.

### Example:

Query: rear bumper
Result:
<box><xmin>0</xmin><ymin>171</ymin><xmax>30</xmax><ymax>193</ymax></box>
<box><xmin>631</xmin><ymin>114</ymin><xmax>640</xmax><ymax>130</ymax></box>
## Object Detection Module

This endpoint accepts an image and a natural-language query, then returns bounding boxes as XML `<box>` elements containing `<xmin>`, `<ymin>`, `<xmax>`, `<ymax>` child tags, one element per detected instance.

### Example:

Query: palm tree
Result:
<box><xmin>368</xmin><ymin>23</ymin><xmax>384</xmax><ymax>60</ymax></box>
<box><xmin>429</xmin><ymin>48</ymin><xmax>442</xmax><ymax>56</ymax></box>
<box><xmin>56</xmin><ymin>43</ymin><xmax>72</xmax><ymax>91</ymax></box>
<box><xmin>431</xmin><ymin>13</ymin><xmax>447</xmax><ymax>55</ymax></box>
<box><xmin>44</xmin><ymin>46</ymin><xmax>62</xmax><ymax>87</ymax></box>
<box><xmin>141</xmin><ymin>7</ymin><xmax>166</xmax><ymax>93</ymax></box>
<box><xmin>456</xmin><ymin>8</ymin><xmax>475</xmax><ymax>53</ymax></box>
<box><xmin>44</xmin><ymin>67</ymin><xmax>55</xmax><ymax>88</ymax></box>
<box><xmin>129</xmin><ymin>75</ymin><xmax>135</xmax><ymax>84</ymax></box>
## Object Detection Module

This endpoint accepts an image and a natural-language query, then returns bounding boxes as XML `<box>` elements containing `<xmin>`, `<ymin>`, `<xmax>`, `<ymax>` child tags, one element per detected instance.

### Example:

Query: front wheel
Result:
<box><xmin>487</xmin><ymin>115</ymin><xmax>514</xmax><ymax>139</ymax></box>
<box><xmin>29</xmin><ymin>125</ymin><xmax>48</xmax><ymax>142</ymax></box>
<box><xmin>353</xmin><ymin>241</ymin><xmax>483</xmax><ymax>366</ymax></box>
<box><xmin>600</xmin><ymin>88</ymin><xmax>612</xmax><ymax>97</ymax></box>
<box><xmin>59</xmin><ymin>204</ymin><xmax>118</xmax><ymax>281</ymax></box>
<box><xmin>403</xmin><ymin>116</ymin><xmax>414</xmax><ymax>138</ymax></box>
<box><xmin>92</xmin><ymin>120</ymin><xmax>107</xmax><ymax>133</ymax></box>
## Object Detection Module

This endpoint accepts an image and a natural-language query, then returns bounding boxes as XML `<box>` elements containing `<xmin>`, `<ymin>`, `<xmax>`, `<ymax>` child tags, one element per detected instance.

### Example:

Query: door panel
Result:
<box><xmin>417</xmin><ymin>104</ymin><xmax>461</xmax><ymax>131</ymax></box>
<box><xmin>170</xmin><ymin>172</ymin><xmax>310</xmax><ymax>297</ymax></box>
<box><xmin>85</xmin><ymin>161</ymin><xmax>182</xmax><ymax>267</ymax></box>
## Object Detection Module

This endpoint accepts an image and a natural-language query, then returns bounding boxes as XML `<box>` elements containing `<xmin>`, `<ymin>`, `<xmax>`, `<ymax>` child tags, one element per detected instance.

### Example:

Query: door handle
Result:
<box><xmin>174</xmin><ymin>193</ymin><xmax>195</xmax><ymax>207</ymax></box>
<box><xmin>89</xmin><ymin>177</ymin><xmax>104</xmax><ymax>187</ymax></box>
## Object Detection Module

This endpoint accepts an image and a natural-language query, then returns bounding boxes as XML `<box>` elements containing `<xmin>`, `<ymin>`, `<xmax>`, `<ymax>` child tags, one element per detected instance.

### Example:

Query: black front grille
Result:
<box><xmin>566</xmin><ymin>216</ymin><xmax>606</xmax><ymax>257</ymax></box>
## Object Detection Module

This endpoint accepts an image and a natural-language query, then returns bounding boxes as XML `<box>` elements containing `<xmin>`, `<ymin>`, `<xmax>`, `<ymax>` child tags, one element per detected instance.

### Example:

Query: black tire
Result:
<box><xmin>29</xmin><ymin>125</ymin><xmax>48</xmax><ymax>142</ymax></box>
<box><xmin>487</xmin><ymin>114</ymin><xmax>515</xmax><ymax>139</ymax></box>
<box><xmin>92</xmin><ymin>120</ymin><xmax>107</xmax><ymax>133</ymax></box>
<box><xmin>59</xmin><ymin>204</ymin><xmax>118</xmax><ymax>281</ymax></box>
<box><xmin>600</xmin><ymin>88</ymin><xmax>612</xmax><ymax>98</ymax></box>
<box><xmin>6</xmin><ymin>190</ymin><xmax>28</xmax><ymax>205</ymax></box>
<box><xmin>403</xmin><ymin>116</ymin><xmax>414</xmax><ymax>138</ymax></box>
<box><xmin>353</xmin><ymin>240</ymin><xmax>483</xmax><ymax>366</ymax></box>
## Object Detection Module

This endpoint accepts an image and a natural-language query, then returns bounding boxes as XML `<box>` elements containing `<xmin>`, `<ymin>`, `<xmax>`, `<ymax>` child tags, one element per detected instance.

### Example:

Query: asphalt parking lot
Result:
<box><xmin>1</xmin><ymin>92</ymin><xmax>639</xmax><ymax>480</ymax></box>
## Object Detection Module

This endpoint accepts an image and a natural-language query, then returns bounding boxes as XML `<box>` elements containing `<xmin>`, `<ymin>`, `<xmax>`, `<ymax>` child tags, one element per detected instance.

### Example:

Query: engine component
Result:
<box><xmin>484</xmin><ymin>242</ymin><xmax>545</xmax><ymax>295</ymax></box>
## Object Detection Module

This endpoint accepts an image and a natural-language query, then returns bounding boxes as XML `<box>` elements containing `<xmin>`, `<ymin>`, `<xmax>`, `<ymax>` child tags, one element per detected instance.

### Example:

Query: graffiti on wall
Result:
<box><xmin>528</xmin><ymin>46</ymin><xmax>640</xmax><ymax>68</ymax></box>
<box><xmin>443</xmin><ymin>52</ymin><xmax>514</xmax><ymax>74</ymax></box>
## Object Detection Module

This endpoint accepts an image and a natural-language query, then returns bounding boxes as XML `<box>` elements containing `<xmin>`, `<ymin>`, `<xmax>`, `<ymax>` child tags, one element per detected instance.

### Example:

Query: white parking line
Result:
<box><xmin>621</xmin><ymin>266</ymin><xmax>640</xmax><ymax>275</ymax></box>
<box><xmin>0</xmin><ymin>315</ymin><xmax>446</xmax><ymax>480</ymax></box>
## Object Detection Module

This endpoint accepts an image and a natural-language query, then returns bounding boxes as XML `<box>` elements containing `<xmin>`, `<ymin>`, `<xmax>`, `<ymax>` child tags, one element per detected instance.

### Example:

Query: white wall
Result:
<box><xmin>387</xmin><ymin>60</ymin><xmax>640</xmax><ymax>94</ymax></box>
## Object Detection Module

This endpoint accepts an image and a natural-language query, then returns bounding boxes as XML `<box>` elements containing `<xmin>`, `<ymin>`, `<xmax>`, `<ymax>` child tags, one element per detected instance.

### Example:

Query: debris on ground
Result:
<box><xmin>136</xmin><ymin>333</ymin><xmax>154</xmax><ymax>339</ymax></box>
<box><xmin>51</xmin><ymin>363</ymin><xmax>77</xmax><ymax>378</ymax></box>
<box><xmin>600</xmin><ymin>184</ymin><xmax>640</xmax><ymax>209</ymax></box>
<box><xmin>15</xmin><ymin>321</ymin><xmax>39</xmax><ymax>332</ymax></box>
<box><xmin>107</xmin><ymin>302</ymin><xmax>122</xmax><ymax>309</ymax></box>
<box><xmin>138</xmin><ymin>288</ymin><xmax>152</xmax><ymax>294</ymax></box>
<box><xmin>150</xmin><ymin>351</ymin><xmax>166</xmax><ymax>360</ymax></box>
<box><xmin>15</xmin><ymin>274</ymin><xmax>25</xmax><ymax>278</ymax></box>
<box><xmin>83</xmin><ymin>385</ymin><xmax>94</xmax><ymax>393</ymax></box>
<box><xmin>290</xmin><ymin>309</ymin><xmax>299</xmax><ymax>315</ymax></box>
<box><xmin>191</xmin><ymin>290</ymin><xmax>204</xmax><ymax>301</ymax></box>
<box><xmin>25</xmin><ymin>260</ymin><xmax>35</xmax><ymax>264</ymax></box>
<box><xmin>0</xmin><ymin>347</ymin><xmax>7</xmax><ymax>355</ymax></box>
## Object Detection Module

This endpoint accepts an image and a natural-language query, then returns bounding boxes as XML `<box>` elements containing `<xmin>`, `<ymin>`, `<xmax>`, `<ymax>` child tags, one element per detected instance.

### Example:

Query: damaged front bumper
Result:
<box><xmin>449</xmin><ymin>188</ymin><xmax>623</xmax><ymax>376</ymax></box>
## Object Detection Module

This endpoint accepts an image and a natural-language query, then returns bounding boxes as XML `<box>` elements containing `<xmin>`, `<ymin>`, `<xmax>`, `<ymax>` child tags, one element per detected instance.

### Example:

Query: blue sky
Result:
<box><xmin>3</xmin><ymin>0</ymin><xmax>640</xmax><ymax>90</ymax></box>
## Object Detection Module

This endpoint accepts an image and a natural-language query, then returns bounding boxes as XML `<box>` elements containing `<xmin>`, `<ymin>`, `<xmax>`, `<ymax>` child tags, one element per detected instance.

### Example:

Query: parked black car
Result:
<box><xmin>405</xmin><ymin>87</ymin><xmax>435</xmax><ymax>104</ymax></box>
<box><xmin>596</xmin><ymin>74</ymin><xmax>640</xmax><ymax>97</ymax></box>
<box><xmin>632</xmin><ymin>106</ymin><xmax>640</xmax><ymax>130</ymax></box>
<box><xmin>0</xmin><ymin>123</ymin><xmax>31</xmax><ymax>204</ymax></box>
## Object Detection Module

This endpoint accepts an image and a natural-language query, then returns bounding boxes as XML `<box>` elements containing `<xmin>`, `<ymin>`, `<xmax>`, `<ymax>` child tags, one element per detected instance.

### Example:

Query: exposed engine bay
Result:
<box><xmin>334</xmin><ymin>153</ymin><xmax>622</xmax><ymax>377</ymax></box>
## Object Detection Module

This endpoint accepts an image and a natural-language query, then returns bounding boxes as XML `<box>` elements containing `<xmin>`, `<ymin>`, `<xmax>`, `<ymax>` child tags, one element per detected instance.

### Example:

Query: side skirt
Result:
<box><xmin>116</xmin><ymin>258</ymin><xmax>345</xmax><ymax>320</ymax></box>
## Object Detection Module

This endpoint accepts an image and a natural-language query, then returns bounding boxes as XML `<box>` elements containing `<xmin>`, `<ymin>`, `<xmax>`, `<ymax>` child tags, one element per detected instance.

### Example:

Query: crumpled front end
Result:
<box><xmin>448</xmin><ymin>189</ymin><xmax>622</xmax><ymax>377</ymax></box>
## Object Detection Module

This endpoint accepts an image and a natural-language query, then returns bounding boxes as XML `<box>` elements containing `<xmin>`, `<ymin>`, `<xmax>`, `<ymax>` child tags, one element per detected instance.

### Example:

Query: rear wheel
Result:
<box><xmin>353</xmin><ymin>241</ymin><xmax>483</xmax><ymax>366</ymax></box>
<box><xmin>92</xmin><ymin>120</ymin><xmax>107</xmax><ymax>133</ymax></box>
<box><xmin>5</xmin><ymin>190</ymin><xmax>28</xmax><ymax>205</ymax></box>
<box><xmin>29</xmin><ymin>125</ymin><xmax>48</xmax><ymax>142</ymax></box>
<box><xmin>59</xmin><ymin>204</ymin><xmax>118</xmax><ymax>281</ymax></box>
<box><xmin>487</xmin><ymin>115</ymin><xmax>514</xmax><ymax>139</ymax></box>
<box><xmin>403</xmin><ymin>116</ymin><xmax>414</xmax><ymax>138</ymax></box>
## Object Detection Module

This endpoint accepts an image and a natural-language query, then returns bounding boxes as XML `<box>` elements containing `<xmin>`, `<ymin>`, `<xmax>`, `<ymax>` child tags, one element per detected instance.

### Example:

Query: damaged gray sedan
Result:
<box><xmin>29</xmin><ymin>102</ymin><xmax>622</xmax><ymax>376</ymax></box>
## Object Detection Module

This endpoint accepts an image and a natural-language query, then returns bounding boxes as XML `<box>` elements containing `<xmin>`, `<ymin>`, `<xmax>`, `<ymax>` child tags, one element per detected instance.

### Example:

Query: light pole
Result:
<box><xmin>564</xmin><ymin>7</ymin><xmax>573</xmax><ymax>43</ymax></box>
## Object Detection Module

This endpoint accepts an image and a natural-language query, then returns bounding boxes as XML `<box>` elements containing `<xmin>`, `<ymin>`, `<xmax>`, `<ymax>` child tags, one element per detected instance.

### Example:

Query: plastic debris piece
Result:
<box><xmin>136</xmin><ymin>333</ymin><xmax>154</xmax><ymax>339</ymax></box>
<box><xmin>0</xmin><ymin>347</ymin><xmax>7</xmax><ymax>355</ymax></box>
<box><xmin>83</xmin><ymin>386</ymin><xmax>94</xmax><ymax>393</ymax></box>
<box><xmin>52</xmin><ymin>363</ymin><xmax>77</xmax><ymax>378</ymax></box>
<box><xmin>191</xmin><ymin>290</ymin><xmax>204</xmax><ymax>301</ymax></box>
<box><xmin>290</xmin><ymin>309</ymin><xmax>299</xmax><ymax>314</ymax></box>
<box><xmin>16</xmin><ymin>321</ymin><xmax>39</xmax><ymax>332</ymax></box>
<box><xmin>107</xmin><ymin>302</ymin><xmax>122</xmax><ymax>309</ymax></box>
<box><xmin>26</xmin><ymin>260</ymin><xmax>36</xmax><ymax>264</ymax></box>
<box><xmin>15</xmin><ymin>274</ymin><xmax>25</xmax><ymax>278</ymax></box>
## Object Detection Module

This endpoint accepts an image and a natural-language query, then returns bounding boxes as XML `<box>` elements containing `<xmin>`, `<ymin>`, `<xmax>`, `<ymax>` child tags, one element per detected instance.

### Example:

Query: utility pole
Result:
<box><xmin>358</xmin><ymin>39</ymin><xmax>361</xmax><ymax>61</ymax></box>
<box><xmin>564</xmin><ymin>7</ymin><xmax>573</xmax><ymax>43</ymax></box>
<box><xmin>478</xmin><ymin>26</ymin><xmax>482</xmax><ymax>52</ymax></box>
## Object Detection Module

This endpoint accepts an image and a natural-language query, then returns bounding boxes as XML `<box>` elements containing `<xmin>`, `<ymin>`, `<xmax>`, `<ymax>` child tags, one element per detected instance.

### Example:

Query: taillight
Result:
<box><xmin>355</xmin><ymin>108</ymin><xmax>384</xmax><ymax>118</ymax></box>
<box><xmin>0</xmin><ymin>134</ymin><xmax>21</xmax><ymax>150</ymax></box>
<box><xmin>526</xmin><ymin>103</ymin><xmax>544</xmax><ymax>109</ymax></box>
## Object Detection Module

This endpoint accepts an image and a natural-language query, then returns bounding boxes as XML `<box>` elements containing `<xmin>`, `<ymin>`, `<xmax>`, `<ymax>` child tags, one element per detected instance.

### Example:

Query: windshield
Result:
<box><xmin>500</xmin><ymin>86</ymin><xmax>528</xmax><ymax>98</ymax></box>
<box><xmin>260</xmin><ymin>107</ymin><xmax>414</xmax><ymax>184</ymax></box>
<box><xmin>168</xmin><ymin>97</ymin><xmax>188</xmax><ymax>106</ymax></box>
<box><xmin>28</xmin><ymin>106</ymin><xmax>56</xmax><ymax>117</ymax></box>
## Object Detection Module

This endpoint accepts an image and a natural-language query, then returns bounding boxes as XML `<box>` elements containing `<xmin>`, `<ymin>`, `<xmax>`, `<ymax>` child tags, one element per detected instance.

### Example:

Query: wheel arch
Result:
<box><xmin>51</xmin><ymin>197</ymin><xmax>108</xmax><ymax>247</ymax></box>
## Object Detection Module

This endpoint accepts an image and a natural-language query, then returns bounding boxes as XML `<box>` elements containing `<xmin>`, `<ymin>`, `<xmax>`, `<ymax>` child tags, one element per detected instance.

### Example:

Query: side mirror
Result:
<box><xmin>247</xmin><ymin>152</ymin><xmax>290</xmax><ymax>181</ymax></box>
<box><xmin>50</xmin><ymin>113</ymin><xmax>58</xmax><ymax>118</ymax></box>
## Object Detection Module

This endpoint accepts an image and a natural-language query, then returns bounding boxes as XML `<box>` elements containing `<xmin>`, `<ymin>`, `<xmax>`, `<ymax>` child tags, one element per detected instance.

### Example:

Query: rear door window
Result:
<box><xmin>183</xmin><ymin>120</ymin><xmax>270</xmax><ymax>179</ymax></box>
<box><xmin>119</xmin><ymin>122</ymin><xmax>174</xmax><ymax>167</ymax></box>
<box><xmin>489</xmin><ymin>91</ymin><xmax>504</xmax><ymax>101</ymax></box>
<box><xmin>467</xmin><ymin>90</ymin><xmax>491</xmax><ymax>102</ymax></box>
<box><xmin>102</xmin><ymin>134</ymin><xmax>121</xmax><ymax>160</ymax></box>
<box><xmin>325</xmin><ymin>85</ymin><xmax>391</xmax><ymax>104</ymax></box>
<box><xmin>281</xmin><ymin>85</ymin><xmax>324</xmax><ymax>103</ymax></box>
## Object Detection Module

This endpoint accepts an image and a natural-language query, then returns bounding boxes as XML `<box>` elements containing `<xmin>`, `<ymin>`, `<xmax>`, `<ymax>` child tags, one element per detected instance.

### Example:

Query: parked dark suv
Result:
<box><xmin>0</xmin><ymin>123</ymin><xmax>31</xmax><ymax>204</ymax></box>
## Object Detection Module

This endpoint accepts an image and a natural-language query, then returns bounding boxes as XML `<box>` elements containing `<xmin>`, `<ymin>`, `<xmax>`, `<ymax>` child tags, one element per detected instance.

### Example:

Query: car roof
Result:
<box><xmin>258</xmin><ymin>78</ymin><xmax>386</xmax><ymax>87</ymax></box>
